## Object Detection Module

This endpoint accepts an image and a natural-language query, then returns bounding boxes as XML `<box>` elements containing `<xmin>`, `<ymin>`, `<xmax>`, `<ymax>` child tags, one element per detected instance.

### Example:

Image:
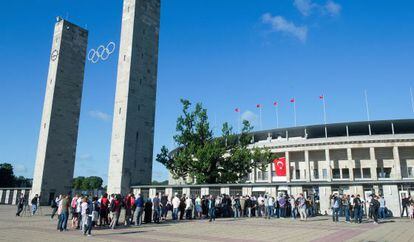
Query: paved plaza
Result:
<box><xmin>0</xmin><ymin>205</ymin><xmax>413</xmax><ymax>242</ymax></box>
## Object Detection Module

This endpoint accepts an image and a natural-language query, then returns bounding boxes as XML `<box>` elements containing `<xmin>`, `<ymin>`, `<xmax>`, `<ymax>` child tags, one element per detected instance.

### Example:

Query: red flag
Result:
<box><xmin>319</xmin><ymin>95</ymin><xmax>324</xmax><ymax>99</ymax></box>
<box><xmin>235</xmin><ymin>108</ymin><xmax>239</xmax><ymax>112</ymax></box>
<box><xmin>256</xmin><ymin>104</ymin><xmax>261</xmax><ymax>108</ymax></box>
<box><xmin>290</xmin><ymin>98</ymin><xmax>295</xmax><ymax>103</ymax></box>
<box><xmin>273</xmin><ymin>157</ymin><xmax>286</xmax><ymax>176</ymax></box>
<box><xmin>273</xmin><ymin>101</ymin><xmax>278</xmax><ymax>106</ymax></box>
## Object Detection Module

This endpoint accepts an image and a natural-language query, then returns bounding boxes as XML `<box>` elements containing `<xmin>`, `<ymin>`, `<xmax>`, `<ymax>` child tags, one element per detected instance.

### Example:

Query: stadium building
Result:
<box><xmin>135</xmin><ymin>119</ymin><xmax>414</xmax><ymax>216</ymax></box>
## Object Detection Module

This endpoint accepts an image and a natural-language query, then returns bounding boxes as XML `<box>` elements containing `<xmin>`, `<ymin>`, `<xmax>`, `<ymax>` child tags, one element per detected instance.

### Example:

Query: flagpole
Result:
<box><xmin>259</xmin><ymin>106</ymin><xmax>263</xmax><ymax>130</ymax></box>
<box><xmin>323</xmin><ymin>97</ymin><xmax>327</xmax><ymax>125</ymax></box>
<box><xmin>238</xmin><ymin>110</ymin><xmax>241</xmax><ymax>133</ymax></box>
<box><xmin>410</xmin><ymin>87</ymin><xmax>414</xmax><ymax>114</ymax></box>
<box><xmin>364</xmin><ymin>90</ymin><xmax>370</xmax><ymax>121</ymax></box>
<box><xmin>293</xmin><ymin>100</ymin><xmax>297</xmax><ymax>127</ymax></box>
<box><xmin>276</xmin><ymin>105</ymin><xmax>279</xmax><ymax>128</ymax></box>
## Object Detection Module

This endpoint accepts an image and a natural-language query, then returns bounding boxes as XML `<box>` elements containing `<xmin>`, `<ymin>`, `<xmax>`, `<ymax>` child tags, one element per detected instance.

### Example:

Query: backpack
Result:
<box><xmin>109</xmin><ymin>200</ymin><xmax>115</xmax><ymax>212</ymax></box>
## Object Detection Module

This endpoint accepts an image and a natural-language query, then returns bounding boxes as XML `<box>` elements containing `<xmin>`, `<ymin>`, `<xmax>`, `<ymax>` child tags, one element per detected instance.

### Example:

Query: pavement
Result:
<box><xmin>0</xmin><ymin>205</ymin><xmax>413</xmax><ymax>242</ymax></box>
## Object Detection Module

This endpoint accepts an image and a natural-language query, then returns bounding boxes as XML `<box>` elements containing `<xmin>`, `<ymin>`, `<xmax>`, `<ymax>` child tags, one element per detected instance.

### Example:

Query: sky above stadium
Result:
<box><xmin>1</xmin><ymin>0</ymin><xmax>414</xmax><ymax>184</ymax></box>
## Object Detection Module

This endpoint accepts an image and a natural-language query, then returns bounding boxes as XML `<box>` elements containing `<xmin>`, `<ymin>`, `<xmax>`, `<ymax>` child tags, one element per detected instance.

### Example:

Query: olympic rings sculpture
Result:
<box><xmin>88</xmin><ymin>42</ymin><xmax>116</xmax><ymax>64</ymax></box>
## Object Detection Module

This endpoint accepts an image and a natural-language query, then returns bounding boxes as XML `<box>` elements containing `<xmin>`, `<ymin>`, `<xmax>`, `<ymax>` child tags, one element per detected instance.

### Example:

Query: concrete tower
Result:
<box><xmin>107</xmin><ymin>0</ymin><xmax>161</xmax><ymax>194</ymax></box>
<box><xmin>31</xmin><ymin>18</ymin><xmax>88</xmax><ymax>204</ymax></box>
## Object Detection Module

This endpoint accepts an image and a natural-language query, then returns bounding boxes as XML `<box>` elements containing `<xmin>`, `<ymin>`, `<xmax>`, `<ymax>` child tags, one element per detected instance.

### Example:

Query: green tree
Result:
<box><xmin>0</xmin><ymin>163</ymin><xmax>15</xmax><ymax>187</ymax></box>
<box><xmin>72</xmin><ymin>176</ymin><xmax>85</xmax><ymax>190</ymax></box>
<box><xmin>88</xmin><ymin>176</ymin><xmax>103</xmax><ymax>190</ymax></box>
<box><xmin>156</xmin><ymin>99</ymin><xmax>274</xmax><ymax>184</ymax></box>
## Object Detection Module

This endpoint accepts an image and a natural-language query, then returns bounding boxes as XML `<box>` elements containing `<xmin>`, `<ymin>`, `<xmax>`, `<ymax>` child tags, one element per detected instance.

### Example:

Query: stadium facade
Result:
<box><xmin>132</xmin><ymin>119</ymin><xmax>414</xmax><ymax>216</ymax></box>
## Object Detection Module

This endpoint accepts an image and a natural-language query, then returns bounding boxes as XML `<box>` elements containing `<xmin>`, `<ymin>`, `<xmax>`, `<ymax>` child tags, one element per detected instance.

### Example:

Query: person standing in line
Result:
<box><xmin>134</xmin><ymin>193</ymin><xmax>144</xmax><ymax>226</ymax></box>
<box><xmin>353</xmin><ymin>194</ymin><xmax>363</xmax><ymax>224</ymax></box>
<box><xmin>179</xmin><ymin>194</ymin><xmax>186</xmax><ymax>220</ymax></box>
<box><xmin>331</xmin><ymin>194</ymin><xmax>341</xmax><ymax>222</ymax></box>
<box><xmin>278</xmin><ymin>195</ymin><xmax>286</xmax><ymax>218</ymax></box>
<box><xmin>245</xmin><ymin>196</ymin><xmax>252</xmax><ymax>218</ymax></box>
<box><xmin>208</xmin><ymin>195</ymin><xmax>216</xmax><ymax>222</ymax></box>
<box><xmin>124</xmin><ymin>193</ymin><xmax>133</xmax><ymax>226</ymax></box>
<box><xmin>16</xmin><ymin>192</ymin><xmax>25</xmax><ymax>217</ymax></box>
<box><xmin>109</xmin><ymin>195</ymin><xmax>121</xmax><ymax>229</ymax></box>
<box><xmin>80</xmin><ymin>196</ymin><xmax>89</xmax><ymax>234</ymax></box>
<box><xmin>70</xmin><ymin>194</ymin><xmax>79</xmax><ymax>228</ymax></box>
<box><xmin>58</xmin><ymin>195</ymin><xmax>69</xmax><ymax>232</ymax></box>
<box><xmin>160</xmin><ymin>193</ymin><xmax>168</xmax><ymax>220</ymax></box>
<box><xmin>172</xmin><ymin>193</ymin><xmax>180</xmax><ymax>221</ymax></box>
<box><xmin>289</xmin><ymin>195</ymin><xmax>296</xmax><ymax>219</ymax></box>
<box><xmin>232</xmin><ymin>195</ymin><xmax>241</xmax><ymax>219</ymax></box>
<box><xmin>76</xmin><ymin>195</ymin><xmax>83</xmax><ymax>229</ymax></box>
<box><xmin>298</xmin><ymin>193</ymin><xmax>307</xmax><ymax>221</ymax></box>
<box><xmin>31</xmin><ymin>194</ymin><xmax>39</xmax><ymax>215</ymax></box>
<box><xmin>240</xmin><ymin>195</ymin><xmax>246</xmax><ymax>217</ymax></box>
<box><xmin>195</xmin><ymin>195</ymin><xmax>202</xmax><ymax>219</ymax></box>
<box><xmin>266</xmin><ymin>196</ymin><xmax>274</xmax><ymax>219</ymax></box>
<box><xmin>99</xmin><ymin>193</ymin><xmax>109</xmax><ymax>226</ymax></box>
<box><xmin>343</xmin><ymin>195</ymin><xmax>351</xmax><ymax>223</ymax></box>
<box><xmin>184</xmin><ymin>195</ymin><xmax>193</xmax><ymax>220</ymax></box>
<box><xmin>153</xmin><ymin>193</ymin><xmax>161</xmax><ymax>223</ymax></box>
<box><xmin>379</xmin><ymin>196</ymin><xmax>386</xmax><ymax>220</ymax></box>
<box><xmin>401</xmin><ymin>194</ymin><xmax>409</xmax><ymax>218</ymax></box>
<box><xmin>370</xmin><ymin>195</ymin><xmax>380</xmax><ymax>224</ymax></box>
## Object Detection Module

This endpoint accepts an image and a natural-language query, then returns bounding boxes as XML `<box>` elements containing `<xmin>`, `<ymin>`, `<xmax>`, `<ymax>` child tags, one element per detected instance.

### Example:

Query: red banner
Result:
<box><xmin>273</xmin><ymin>157</ymin><xmax>286</xmax><ymax>176</ymax></box>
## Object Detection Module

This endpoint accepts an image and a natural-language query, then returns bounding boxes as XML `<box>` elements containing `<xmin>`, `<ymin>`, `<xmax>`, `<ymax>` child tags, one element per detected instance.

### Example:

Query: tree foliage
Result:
<box><xmin>0</xmin><ymin>163</ymin><xmax>32</xmax><ymax>188</ymax></box>
<box><xmin>156</xmin><ymin>99</ymin><xmax>277</xmax><ymax>184</ymax></box>
<box><xmin>72</xmin><ymin>176</ymin><xmax>103</xmax><ymax>191</ymax></box>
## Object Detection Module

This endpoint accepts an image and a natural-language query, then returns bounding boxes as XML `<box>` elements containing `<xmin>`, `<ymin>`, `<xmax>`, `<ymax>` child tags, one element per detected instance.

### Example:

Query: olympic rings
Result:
<box><xmin>88</xmin><ymin>41</ymin><xmax>116</xmax><ymax>64</ymax></box>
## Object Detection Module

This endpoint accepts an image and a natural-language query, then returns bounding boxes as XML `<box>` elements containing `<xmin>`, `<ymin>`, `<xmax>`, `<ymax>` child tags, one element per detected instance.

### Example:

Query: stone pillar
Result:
<box><xmin>305</xmin><ymin>150</ymin><xmax>311</xmax><ymax>182</ymax></box>
<box><xmin>5</xmin><ymin>190</ymin><xmax>10</xmax><ymax>204</ymax></box>
<box><xmin>347</xmin><ymin>148</ymin><xmax>354</xmax><ymax>180</ymax></box>
<box><xmin>268</xmin><ymin>163</ymin><xmax>272</xmax><ymax>183</ymax></box>
<box><xmin>393</xmin><ymin>146</ymin><xmax>402</xmax><ymax>179</ymax></box>
<box><xmin>182</xmin><ymin>188</ymin><xmax>190</xmax><ymax>197</ymax></box>
<box><xmin>383</xmin><ymin>185</ymin><xmax>400</xmax><ymax>217</ymax></box>
<box><xmin>370</xmin><ymin>147</ymin><xmax>378</xmax><ymax>180</ymax></box>
<box><xmin>12</xmin><ymin>190</ymin><xmax>18</xmax><ymax>205</ymax></box>
<box><xmin>201</xmin><ymin>187</ymin><xmax>209</xmax><ymax>196</ymax></box>
<box><xmin>242</xmin><ymin>187</ymin><xmax>252</xmax><ymax>196</ymax></box>
<box><xmin>285</xmin><ymin>151</ymin><xmax>291</xmax><ymax>182</ymax></box>
<box><xmin>132</xmin><ymin>188</ymin><xmax>141</xmax><ymax>196</ymax></box>
<box><xmin>149</xmin><ymin>188</ymin><xmax>157</xmax><ymax>198</ymax></box>
<box><xmin>165</xmin><ymin>188</ymin><xmax>173</xmax><ymax>199</ymax></box>
<box><xmin>291</xmin><ymin>186</ymin><xmax>303</xmax><ymax>196</ymax></box>
<box><xmin>220</xmin><ymin>187</ymin><xmax>230</xmax><ymax>195</ymax></box>
<box><xmin>0</xmin><ymin>190</ymin><xmax>3</xmax><ymax>204</ymax></box>
<box><xmin>319</xmin><ymin>186</ymin><xmax>332</xmax><ymax>215</ymax></box>
<box><xmin>325</xmin><ymin>149</ymin><xmax>332</xmax><ymax>181</ymax></box>
<box><xmin>265</xmin><ymin>187</ymin><xmax>277</xmax><ymax>197</ymax></box>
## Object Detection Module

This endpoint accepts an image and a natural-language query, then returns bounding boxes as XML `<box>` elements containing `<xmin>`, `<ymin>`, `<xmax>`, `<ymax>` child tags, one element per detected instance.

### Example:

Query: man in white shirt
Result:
<box><xmin>172</xmin><ymin>193</ymin><xmax>180</xmax><ymax>221</ymax></box>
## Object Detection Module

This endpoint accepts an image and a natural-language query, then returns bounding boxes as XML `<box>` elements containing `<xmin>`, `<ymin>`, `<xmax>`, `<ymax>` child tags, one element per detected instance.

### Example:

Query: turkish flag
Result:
<box><xmin>273</xmin><ymin>157</ymin><xmax>286</xmax><ymax>176</ymax></box>
<box><xmin>235</xmin><ymin>108</ymin><xmax>239</xmax><ymax>112</ymax></box>
<box><xmin>290</xmin><ymin>98</ymin><xmax>295</xmax><ymax>103</ymax></box>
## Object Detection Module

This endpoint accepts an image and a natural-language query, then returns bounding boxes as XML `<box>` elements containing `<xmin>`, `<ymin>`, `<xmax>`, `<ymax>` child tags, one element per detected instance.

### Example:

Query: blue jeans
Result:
<box><xmin>332</xmin><ymin>207</ymin><xmax>340</xmax><ymax>222</ymax></box>
<box><xmin>209</xmin><ymin>208</ymin><xmax>215</xmax><ymax>221</ymax></box>
<box><xmin>266</xmin><ymin>206</ymin><xmax>273</xmax><ymax>218</ymax></box>
<box><xmin>153</xmin><ymin>207</ymin><xmax>161</xmax><ymax>223</ymax></box>
<box><xmin>233</xmin><ymin>208</ymin><xmax>240</xmax><ymax>218</ymax></box>
<box><xmin>58</xmin><ymin>212</ymin><xmax>68</xmax><ymax>231</ymax></box>
<box><xmin>354</xmin><ymin>206</ymin><xmax>362</xmax><ymax>223</ymax></box>
<box><xmin>31</xmin><ymin>204</ymin><xmax>37</xmax><ymax>215</ymax></box>
<box><xmin>379</xmin><ymin>207</ymin><xmax>386</xmax><ymax>219</ymax></box>
<box><xmin>172</xmin><ymin>208</ymin><xmax>179</xmax><ymax>220</ymax></box>
<box><xmin>279</xmin><ymin>207</ymin><xmax>286</xmax><ymax>217</ymax></box>
<box><xmin>291</xmin><ymin>207</ymin><xmax>297</xmax><ymax>219</ymax></box>
<box><xmin>345</xmin><ymin>207</ymin><xmax>350</xmax><ymax>222</ymax></box>
<box><xmin>274</xmin><ymin>207</ymin><xmax>279</xmax><ymax>218</ymax></box>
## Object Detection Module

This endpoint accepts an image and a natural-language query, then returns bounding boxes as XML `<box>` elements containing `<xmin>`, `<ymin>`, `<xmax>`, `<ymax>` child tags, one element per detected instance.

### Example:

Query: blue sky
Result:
<box><xmin>1</xmin><ymin>0</ymin><xmax>414</xmax><ymax>184</ymax></box>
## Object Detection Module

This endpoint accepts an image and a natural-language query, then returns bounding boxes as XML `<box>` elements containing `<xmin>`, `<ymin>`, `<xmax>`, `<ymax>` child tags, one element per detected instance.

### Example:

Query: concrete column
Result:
<box><xmin>319</xmin><ymin>186</ymin><xmax>332</xmax><ymax>215</ymax></box>
<box><xmin>165</xmin><ymin>188</ymin><xmax>173</xmax><ymax>198</ymax></box>
<box><xmin>0</xmin><ymin>190</ymin><xmax>3</xmax><ymax>204</ymax></box>
<box><xmin>201</xmin><ymin>187</ymin><xmax>209</xmax><ymax>196</ymax></box>
<box><xmin>325</xmin><ymin>149</ymin><xmax>332</xmax><ymax>181</ymax></box>
<box><xmin>370</xmin><ymin>147</ymin><xmax>378</xmax><ymax>180</ymax></box>
<box><xmin>149</xmin><ymin>188</ymin><xmax>157</xmax><ymax>198</ymax></box>
<box><xmin>268</xmin><ymin>163</ymin><xmax>272</xmax><ymax>183</ymax></box>
<box><xmin>305</xmin><ymin>150</ymin><xmax>311</xmax><ymax>182</ymax></box>
<box><xmin>383</xmin><ymin>185</ymin><xmax>400</xmax><ymax>217</ymax></box>
<box><xmin>182</xmin><ymin>188</ymin><xmax>190</xmax><ymax>197</ymax></box>
<box><xmin>265</xmin><ymin>187</ymin><xmax>277</xmax><ymax>197</ymax></box>
<box><xmin>132</xmin><ymin>188</ymin><xmax>141</xmax><ymax>196</ymax></box>
<box><xmin>393</xmin><ymin>146</ymin><xmax>402</xmax><ymax>179</ymax></box>
<box><xmin>285</xmin><ymin>151</ymin><xmax>291</xmax><ymax>182</ymax></box>
<box><xmin>347</xmin><ymin>148</ymin><xmax>354</xmax><ymax>180</ymax></box>
<box><xmin>291</xmin><ymin>186</ymin><xmax>303</xmax><ymax>196</ymax></box>
<box><xmin>12</xmin><ymin>190</ymin><xmax>18</xmax><ymax>205</ymax></box>
<box><xmin>242</xmin><ymin>187</ymin><xmax>252</xmax><ymax>196</ymax></box>
<box><xmin>5</xmin><ymin>190</ymin><xmax>10</xmax><ymax>204</ymax></box>
<box><xmin>220</xmin><ymin>187</ymin><xmax>229</xmax><ymax>195</ymax></box>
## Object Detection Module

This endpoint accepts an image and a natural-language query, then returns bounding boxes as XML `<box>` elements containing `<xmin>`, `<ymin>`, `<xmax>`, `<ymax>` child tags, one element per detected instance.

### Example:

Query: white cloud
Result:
<box><xmin>241</xmin><ymin>110</ymin><xmax>258</xmax><ymax>125</ymax></box>
<box><xmin>78</xmin><ymin>153</ymin><xmax>93</xmax><ymax>162</ymax></box>
<box><xmin>262</xmin><ymin>13</ymin><xmax>308</xmax><ymax>42</ymax></box>
<box><xmin>88</xmin><ymin>110</ymin><xmax>111</xmax><ymax>122</ymax></box>
<box><xmin>324</xmin><ymin>0</ymin><xmax>341</xmax><ymax>16</ymax></box>
<box><xmin>294</xmin><ymin>0</ymin><xmax>315</xmax><ymax>16</ymax></box>
<box><xmin>14</xmin><ymin>164</ymin><xmax>27</xmax><ymax>173</ymax></box>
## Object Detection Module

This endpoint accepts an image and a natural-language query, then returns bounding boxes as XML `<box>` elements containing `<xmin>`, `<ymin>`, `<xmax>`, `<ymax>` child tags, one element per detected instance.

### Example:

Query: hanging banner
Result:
<box><xmin>273</xmin><ymin>157</ymin><xmax>286</xmax><ymax>176</ymax></box>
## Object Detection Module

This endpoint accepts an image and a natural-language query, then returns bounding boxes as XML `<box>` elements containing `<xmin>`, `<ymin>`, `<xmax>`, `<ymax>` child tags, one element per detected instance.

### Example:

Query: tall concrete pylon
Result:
<box><xmin>31</xmin><ymin>18</ymin><xmax>88</xmax><ymax>204</ymax></box>
<box><xmin>107</xmin><ymin>0</ymin><xmax>161</xmax><ymax>194</ymax></box>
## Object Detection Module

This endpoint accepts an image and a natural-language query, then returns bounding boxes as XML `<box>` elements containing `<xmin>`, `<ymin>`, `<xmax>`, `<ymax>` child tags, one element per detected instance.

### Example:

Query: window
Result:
<box><xmin>322</xmin><ymin>169</ymin><xmax>328</xmax><ymax>179</ymax></box>
<box><xmin>362</xmin><ymin>168</ymin><xmax>371</xmax><ymax>178</ymax></box>
<box><xmin>354</xmin><ymin>168</ymin><xmax>362</xmax><ymax>179</ymax></box>
<box><xmin>342</xmin><ymin>168</ymin><xmax>350</xmax><ymax>179</ymax></box>
<box><xmin>377</xmin><ymin>167</ymin><xmax>392</xmax><ymax>178</ymax></box>
<box><xmin>295</xmin><ymin>170</ymin><xmax>300</xmax><ymax>180</ymax></box>
<box><xmin>332</xmin><ymin>169</ymin><xmax>341</xmax><ymax>179</ymax></box>
<box><xmin>408</xmin><ymin>167</ymin><xmax>414</xmax><ymax>178</ymax></box>
<box><xmin>313</xmin><ymin>169</ymin><xmax>319</xmax><ymax>179</ymax></box>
